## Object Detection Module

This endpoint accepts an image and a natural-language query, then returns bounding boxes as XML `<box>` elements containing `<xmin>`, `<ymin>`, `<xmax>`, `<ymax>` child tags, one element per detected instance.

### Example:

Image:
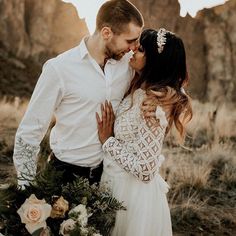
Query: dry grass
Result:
<box><xmin>187</xmin><ymin>100</ymin><xmax>236</xmax><ymax>145</ymax></box>
<box><xmin>220</xmin><ymin>163</ymin><xmax>236</xmax><ymax>186</ymax></box>
<box><xmin>0</xmin><ymin>98</ymin><xmax>28</xmax><ymax>182</ymax></box>
<box><xmin>161</xmin><ymin>142</ymin><xmax>236</xmax><ymax>235</ymax></box>
<box><xmin>0</xmin><ymin>97</ymin><xmax>27</xmax><ymax>134</ymax></box>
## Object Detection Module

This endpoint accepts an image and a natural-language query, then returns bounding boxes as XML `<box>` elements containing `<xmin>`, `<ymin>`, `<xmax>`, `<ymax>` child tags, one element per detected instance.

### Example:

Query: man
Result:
<box><xmin>13</xmin><ymin>0</ymin><xmax>143</xmax><ymax>187</ymax></box>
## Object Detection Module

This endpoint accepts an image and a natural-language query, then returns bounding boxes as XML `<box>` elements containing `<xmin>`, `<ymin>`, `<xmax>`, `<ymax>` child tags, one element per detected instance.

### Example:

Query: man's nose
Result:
<box><xmin>133</xmin><ymin>43</ymin><xmax>140</xmax><ymax>53</ymax></box>
<box><xmin>129</xmin><ymin>41</ymin><xmax>139</xmax><ymax>52</ymax></box>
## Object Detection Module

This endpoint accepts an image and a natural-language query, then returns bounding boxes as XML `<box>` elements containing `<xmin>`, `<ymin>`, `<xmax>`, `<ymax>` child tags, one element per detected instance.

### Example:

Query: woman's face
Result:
<box><xmin>129</xmin><ymin>45</ymin><xmax>146</xmax><ymax>72</ymax></box>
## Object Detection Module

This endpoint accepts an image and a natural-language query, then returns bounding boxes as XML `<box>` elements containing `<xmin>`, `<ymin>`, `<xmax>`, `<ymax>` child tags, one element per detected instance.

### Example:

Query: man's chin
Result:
<box><xmin>112</xmin><ymin>52</ymin><xmax>125</xmax><ymax>60</ymax></box>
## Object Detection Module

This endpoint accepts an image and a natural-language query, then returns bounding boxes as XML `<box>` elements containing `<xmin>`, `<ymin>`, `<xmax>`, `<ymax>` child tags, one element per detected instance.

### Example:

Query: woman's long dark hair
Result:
<box><xmin>127</xmin><ymin>28</ymin><xmax>192</xmax><ymax>141</ymax></box>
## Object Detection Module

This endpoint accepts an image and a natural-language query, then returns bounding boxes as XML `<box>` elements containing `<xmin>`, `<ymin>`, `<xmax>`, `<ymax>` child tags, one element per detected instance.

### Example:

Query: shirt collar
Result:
<box><xmin>106</xmin><ymin>58</ymin><xmax>117</xmax><ymax>65</ymax></box>
<box><xmin>78</xmin><ymin>37</ymin><xmax>89</xmax><ymax>60</ymax></box>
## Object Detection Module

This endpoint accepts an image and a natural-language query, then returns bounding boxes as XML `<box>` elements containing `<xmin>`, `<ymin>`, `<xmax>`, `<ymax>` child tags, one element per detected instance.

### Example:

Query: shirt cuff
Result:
<box><xmin>17</xmin><ymin>179</ymin><xmax>30</xmax><ymax>190</ymax></box>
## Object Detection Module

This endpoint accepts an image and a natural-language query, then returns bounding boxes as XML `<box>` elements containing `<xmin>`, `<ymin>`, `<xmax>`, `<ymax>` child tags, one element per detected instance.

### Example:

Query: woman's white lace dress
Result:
<box><xmin>101</xmin><ymin>88</ymin><xmax>172</xmax><ymax>236</ymax></box>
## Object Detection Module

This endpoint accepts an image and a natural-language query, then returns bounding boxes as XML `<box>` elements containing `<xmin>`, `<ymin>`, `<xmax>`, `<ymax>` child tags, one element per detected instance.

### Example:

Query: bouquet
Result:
<box><xmin>0</xmin><ymin>165</ymin><xmax>125</xmax><ymax>236</ymax></box>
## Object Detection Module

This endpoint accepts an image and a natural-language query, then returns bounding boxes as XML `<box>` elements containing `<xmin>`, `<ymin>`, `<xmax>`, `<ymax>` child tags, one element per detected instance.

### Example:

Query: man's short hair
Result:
<box><xmin>96</xmin><ymin>0</ymin><xmax>144</xmax><ymax>34</ymax></box>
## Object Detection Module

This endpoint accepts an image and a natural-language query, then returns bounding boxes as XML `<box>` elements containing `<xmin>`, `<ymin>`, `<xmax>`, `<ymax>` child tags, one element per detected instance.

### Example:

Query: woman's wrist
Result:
<box><xmin>102</xmin><ymin>136</ymin><xmax>114</xmax><ymax>150</ymax></box>
<box><xmin>101</xmin><ymin>136</ymin><xmax>112</xmax><ymax>144</ymax></box>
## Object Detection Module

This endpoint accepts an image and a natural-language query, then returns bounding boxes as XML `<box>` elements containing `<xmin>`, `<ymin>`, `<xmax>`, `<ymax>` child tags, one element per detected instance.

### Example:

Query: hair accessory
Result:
<box><xmin>156</xmin><ymin>28</ymin><xmax>174</xmax><ymax>53</ymax></box>
<box><xmin>155</xmin><ymin>106</ymin><xmax>168</xmax><ymax>127</ymax></box>
<box><xmin>156</xmin><ymin>28</ymin><xmax>167</xmax><ymax>53</ymax></box>
<box><xmin>180</xmin><ymin>87</ymin><xmax>186</xmax><ymax>94</ymax></box>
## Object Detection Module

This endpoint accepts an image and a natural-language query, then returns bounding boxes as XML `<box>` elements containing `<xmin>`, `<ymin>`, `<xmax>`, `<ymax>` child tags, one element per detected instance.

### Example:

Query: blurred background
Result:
<box><xmin>0</xmin><ymin>0</ymin><xmax>235</xmax><ymax>235</ymax></box>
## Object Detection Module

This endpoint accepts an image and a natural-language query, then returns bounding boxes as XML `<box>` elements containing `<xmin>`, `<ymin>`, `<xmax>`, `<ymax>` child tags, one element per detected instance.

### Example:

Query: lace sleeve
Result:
<box><xmin>102</xmin><ymin>106</ymin><xmax>167</xmax><ymax>183</ymax></box>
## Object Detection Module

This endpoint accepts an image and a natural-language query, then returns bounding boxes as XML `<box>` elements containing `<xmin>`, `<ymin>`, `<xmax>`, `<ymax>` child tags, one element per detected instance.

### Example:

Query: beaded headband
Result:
<box><xmin>156</xmin><ymin>28</ymin><xmax>174</xmax><ymax>53</ymax></box>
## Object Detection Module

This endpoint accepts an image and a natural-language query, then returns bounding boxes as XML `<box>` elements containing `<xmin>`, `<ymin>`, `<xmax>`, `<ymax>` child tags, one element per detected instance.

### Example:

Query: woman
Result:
<box><xmin>96</xmin><ymin>28</ymin><xmax>192</xmax><ymax>236</ymax></box>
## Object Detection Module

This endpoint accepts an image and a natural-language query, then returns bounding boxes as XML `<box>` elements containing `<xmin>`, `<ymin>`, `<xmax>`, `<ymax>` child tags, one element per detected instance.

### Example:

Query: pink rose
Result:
<box><xmin>17</xmin><ymin>194</ymin><xmax>52</xmax><ymax>234</ymax></box>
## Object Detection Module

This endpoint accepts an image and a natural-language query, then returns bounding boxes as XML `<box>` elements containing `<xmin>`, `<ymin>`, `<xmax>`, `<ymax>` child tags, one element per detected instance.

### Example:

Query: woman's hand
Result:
<box><xmin>96</xmin><ymin>100</ymin><xmax>115</xmax><ymax>144</ymax></box>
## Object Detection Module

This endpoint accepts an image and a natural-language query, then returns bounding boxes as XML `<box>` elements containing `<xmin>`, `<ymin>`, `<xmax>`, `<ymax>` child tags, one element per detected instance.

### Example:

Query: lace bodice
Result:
<box><xmin>102</xmin><ymin>89</ymin><xmax>168</xmax><ymax>183</ymax></box>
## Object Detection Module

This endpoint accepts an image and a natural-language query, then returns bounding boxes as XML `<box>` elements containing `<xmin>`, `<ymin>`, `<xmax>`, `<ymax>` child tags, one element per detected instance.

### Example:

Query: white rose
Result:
<box><xmin>93</xmin><ymin>234</ymin><xmax>102</xmax><ymax>236</ymax></box>
<box><xmin>59</xmin><ymin>219</ymin><xmax>76</xmax><ymax>236</ymax></box>
<box><xmin>17</xmin><ymin>194</ymin><xmax>52</xmax><ymax>234</ymax></box>
<box><xmin>69</xmin><ymin>204</ymin><xmax>88</xmax><ymax>227</ymax></box>
<box><xmin>78</xmin><ymin>214</ymin><xmax>88</xmax><ymax>228</ymax></box>
<box><xmin>81</xmin><ymin>227</ymin><xmax>89</xmax><ymax>235</ymax></box>
<box><xmin>69</xmin><ymin>204</ymin><xmax>87</xmax><ymax>216</ymax></box>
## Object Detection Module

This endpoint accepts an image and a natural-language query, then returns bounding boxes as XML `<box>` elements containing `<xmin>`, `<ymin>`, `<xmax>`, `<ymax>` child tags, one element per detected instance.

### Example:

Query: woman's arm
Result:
<box><xmin>96</xmin><ymin>102</ymin><xmax>167</xmax><ymax>183</ymax></box>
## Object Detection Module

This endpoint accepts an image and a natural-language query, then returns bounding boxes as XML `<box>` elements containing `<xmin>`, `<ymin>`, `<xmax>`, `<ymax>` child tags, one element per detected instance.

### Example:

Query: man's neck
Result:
<box><xmin>85</xmin><ymin>34</ymin><xmax>107</xmax><ymax>68</ymax></box>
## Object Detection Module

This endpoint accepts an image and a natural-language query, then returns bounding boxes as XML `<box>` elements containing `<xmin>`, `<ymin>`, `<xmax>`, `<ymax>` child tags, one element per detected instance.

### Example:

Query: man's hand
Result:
<box><xmin>96</xmin><ymin>100</ymin><xmax>115</xmax><ymax>144</ymax></box>
<box><xmin>140</xmin><ymin>99</ymin><xmax>157</xmax><ymax>118</ymax></box>
<box><xmin>140</xmin><ymin>97</ymin><xmax>169</xmax><ymax>128</ymax></box>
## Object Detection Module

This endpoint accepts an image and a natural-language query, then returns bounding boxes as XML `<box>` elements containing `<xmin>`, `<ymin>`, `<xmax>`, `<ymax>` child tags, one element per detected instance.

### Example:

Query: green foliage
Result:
<box><xmin>25</xmin><ymin>165</ymin><xmax>65</xmax><ymax>203</ymax></box>
<box><xmin>0</xmin><ymin>184</ymin><xmax>29</xmax><ymax>236</ymax></box>
<box><xmin>0</xmin><ymin>163</ymin><xmax>125</xmax><ymax>236</ymax></box>
<box><xmin>61</xmin><ymin>177</ymin><xmax>125</xmax><ymax>236</ymax></box>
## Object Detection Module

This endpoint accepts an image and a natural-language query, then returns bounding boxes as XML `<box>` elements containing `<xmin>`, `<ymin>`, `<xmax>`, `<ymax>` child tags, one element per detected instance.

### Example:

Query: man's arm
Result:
<box><xmin>13</xmin><ymin>60</ymin><xmax>64</xmax><ymax>187</ymax></box>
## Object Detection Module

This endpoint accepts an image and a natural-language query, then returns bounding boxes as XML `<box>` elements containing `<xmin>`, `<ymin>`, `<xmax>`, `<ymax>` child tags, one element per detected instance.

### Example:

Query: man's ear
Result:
<box><xmin>101</xmin><ymin>26</ymin><xmax>113</xmax><ymax>40</ymax></box>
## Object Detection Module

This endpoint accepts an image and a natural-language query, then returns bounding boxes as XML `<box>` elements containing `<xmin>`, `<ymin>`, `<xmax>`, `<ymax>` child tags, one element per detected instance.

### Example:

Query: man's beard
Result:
<box><xmin>105</xmin><ymin>45</ymin><xmax>125</xmax><ymax>61</ymax></box>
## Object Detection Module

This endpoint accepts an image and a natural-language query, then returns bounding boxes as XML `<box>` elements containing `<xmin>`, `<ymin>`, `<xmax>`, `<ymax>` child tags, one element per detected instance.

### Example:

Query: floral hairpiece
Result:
<box><xmin>156</xmin><ymin>28</ymin><xmax>174</xmax><ymax>53</ymax></box>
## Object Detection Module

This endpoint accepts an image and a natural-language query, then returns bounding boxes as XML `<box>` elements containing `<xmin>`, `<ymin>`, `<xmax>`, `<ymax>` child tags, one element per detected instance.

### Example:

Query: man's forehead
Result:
<box><xmin>121</xmin><ymin>23</ymin><xmax>142</xmax><ymax>39</ymax></box>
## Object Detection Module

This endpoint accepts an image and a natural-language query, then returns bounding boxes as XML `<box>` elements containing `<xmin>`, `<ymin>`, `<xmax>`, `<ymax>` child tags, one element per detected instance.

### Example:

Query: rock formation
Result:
<box><xmin>0</xmin><ymin>0</ymin><xmax>88</xmax><ymax>61</ymax></box>
<box><xmin>0</xmin><ymin>0</ymin><xmax>235</xmax><ymax>103</ymax></box>
<box><xmin>202</xmin><ymin>0</ymin><xmax>236</xmax><ymax>103</ymax></box>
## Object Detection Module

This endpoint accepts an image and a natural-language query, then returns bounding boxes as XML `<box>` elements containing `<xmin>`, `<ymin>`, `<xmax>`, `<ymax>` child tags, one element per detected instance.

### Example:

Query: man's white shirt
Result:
<box><xmin>13</xmin><ymin>38</ymin><xmax>134</xmax><ymax>185</ymax></box>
